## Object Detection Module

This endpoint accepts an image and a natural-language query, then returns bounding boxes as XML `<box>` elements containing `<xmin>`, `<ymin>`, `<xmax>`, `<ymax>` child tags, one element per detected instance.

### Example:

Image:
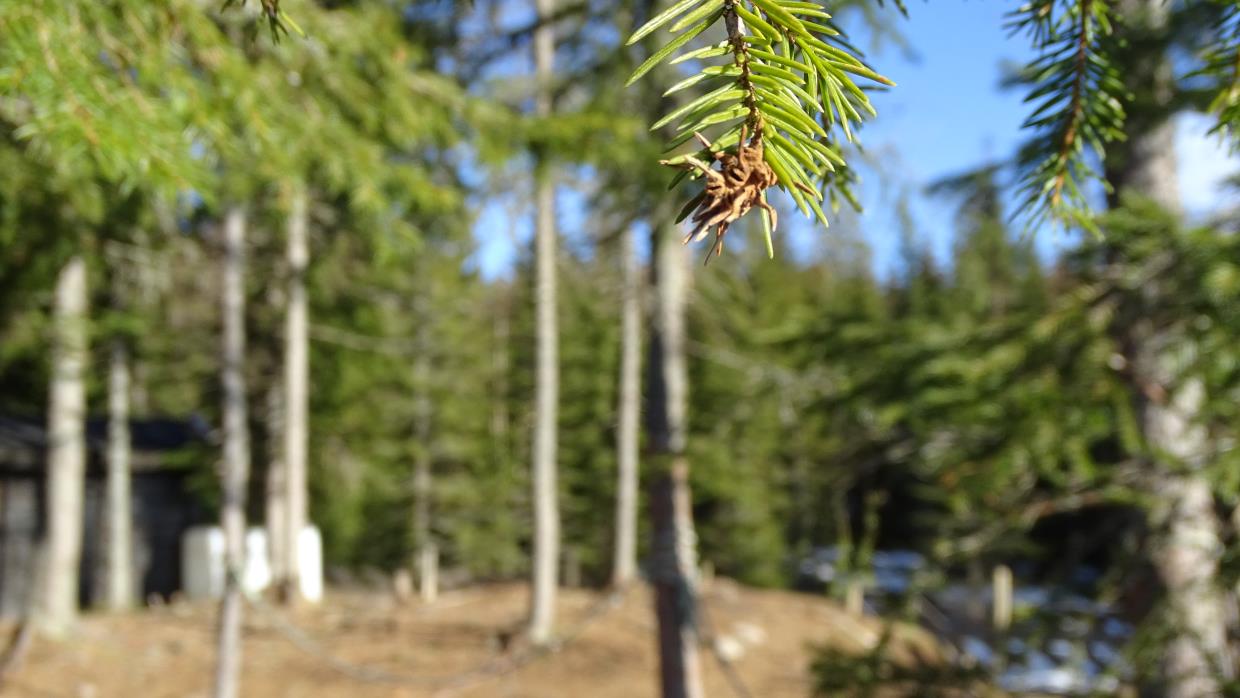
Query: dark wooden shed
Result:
<box><xmin>0</xmin><ymin>415</ymin><xmax>211</xmax><ymax>617</ymax></box>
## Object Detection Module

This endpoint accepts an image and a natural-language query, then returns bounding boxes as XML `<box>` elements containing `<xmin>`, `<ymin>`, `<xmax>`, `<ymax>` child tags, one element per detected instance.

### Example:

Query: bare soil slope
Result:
<box><xmin>2</xmin><ymin>579</ymin><xmax>943</xmax><ymax>698</ymax></box>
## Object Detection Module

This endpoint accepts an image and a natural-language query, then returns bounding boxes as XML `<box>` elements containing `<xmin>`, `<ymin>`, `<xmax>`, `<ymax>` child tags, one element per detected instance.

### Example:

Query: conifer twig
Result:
<box><xmin>626</xmin><ymin>0</ymin><xmax>891</xmax><ymax>250</ymax></box>
<box><xmin>1049</xmin><ymin>0</ymin><xmax>1091</xmax><ymax>207</ymax></box>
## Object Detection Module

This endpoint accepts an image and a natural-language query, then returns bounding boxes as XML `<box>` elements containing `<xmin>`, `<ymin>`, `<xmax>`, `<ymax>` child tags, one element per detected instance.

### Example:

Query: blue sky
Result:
<box><xmin>468</xmin><ymin>1</ymin><xmax>1239</xmax><ymax>280</ymax></box>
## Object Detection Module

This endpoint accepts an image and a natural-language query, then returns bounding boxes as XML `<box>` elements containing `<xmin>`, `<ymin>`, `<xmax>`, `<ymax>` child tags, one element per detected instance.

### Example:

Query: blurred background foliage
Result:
<box><xmin>1</xmin><ymin>0</ymin><xmax>1238</xmax><ymax>694</ymax></box>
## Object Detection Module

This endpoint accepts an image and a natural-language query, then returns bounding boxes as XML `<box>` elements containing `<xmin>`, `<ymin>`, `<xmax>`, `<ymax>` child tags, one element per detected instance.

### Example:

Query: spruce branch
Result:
<box><xmin>1193</xmin><ymin>0</ymin><xmax>1240</xmax><ymax>149</ymax></box>
<box><xmin>1009</xmin><ymin>0</ymin><xmax>1126</xmax><ymax>230</ymax></box>
<box><xmin>1051</xmin><ymin>0</ymin><xmax>1091</xmax><ymax>207</ymax></box>
<box><xmin>626</xmin><ymin>0</ymin><xmax>891</xmax><ymax>258</ymax></box>
<box><xmin>724</xmin><ymin>1</ymin><xmax>762</xmax><ymax>135</ymax></box>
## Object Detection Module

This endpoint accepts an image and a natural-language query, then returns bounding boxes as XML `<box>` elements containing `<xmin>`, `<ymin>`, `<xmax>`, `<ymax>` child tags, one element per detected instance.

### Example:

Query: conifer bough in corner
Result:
<box><xmin>625</xmin><ymin>0</ymin><xmax>892</xmax><ymax>262</ymax></box>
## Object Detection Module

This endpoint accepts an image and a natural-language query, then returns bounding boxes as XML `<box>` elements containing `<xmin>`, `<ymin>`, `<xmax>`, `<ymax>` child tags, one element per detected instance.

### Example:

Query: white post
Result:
<box><xmin>419</xmin><ymin>543</ymin><xmax>439</xmax><ymax>604</ymax></box>
<box><xmin>992</xmin><ymin>564</ymin><xmax>1013</xmax><ymax>633</ymax></box>
<box><xmin>844</xmin><ymin>580</ymin><xmax>864</xmax><ymax>616</ymax></box>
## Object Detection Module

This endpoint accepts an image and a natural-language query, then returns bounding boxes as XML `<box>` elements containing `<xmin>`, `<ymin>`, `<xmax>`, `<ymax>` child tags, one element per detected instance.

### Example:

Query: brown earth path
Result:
<box><xmin>1</xmin><ymin>579</ymin><xmax>945</xmax><ymax>698</ymax></box>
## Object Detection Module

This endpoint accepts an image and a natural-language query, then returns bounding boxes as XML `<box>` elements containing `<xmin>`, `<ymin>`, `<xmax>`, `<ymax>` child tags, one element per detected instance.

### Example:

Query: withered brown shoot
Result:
<box><xmin>659</xmin><ymin>123</ymin><xmax>779</xmax><ymax>265</ymax></box>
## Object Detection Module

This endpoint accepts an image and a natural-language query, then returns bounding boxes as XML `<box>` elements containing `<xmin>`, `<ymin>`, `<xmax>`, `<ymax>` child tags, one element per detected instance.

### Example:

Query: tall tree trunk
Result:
<box><xmin>214</xmin><ymin>208</ymin><xmax>250</xmax><ymax>698</ymax></box>
<box><xmin>264</xmin><ymin>383</ymin><xmax>287</xmax><ymax>595</ymax></box>
<box><xmin>39</xmin><ymin>256</ymin><xmax>88</xmax><ymax>636</ymax></box>
<box><xmin>282</xmin><ymin>184</ymin><xmax>309</xmax><ymax>604</ymax></box>
<box><xmin>612</xmin><ymin>227</ymin><xmax>642</xmax><ymax>587</ymax></box>
<box><xmin>528</xmin><ymin>0</ymin><xmax>561</xmax><ymax>646</ymax></box>
<box><xmin>412</xmin><ymin>316</ymin><xmax>435</xmax><ymax>603</ymax></box>
<box><xmin>105</xmin><ymin>339</ymin><xmax>134</xmax><ymax>610</ymax></box>
<box><xmin>646</xmin><ymin>222</ymin><xmax>703</xmax><ymax>698</ymax></box>
<box><xmin>1134</xmin><ymin>341</ymin><xmax>1235</xmax><ymax>697</ymax></box>
<box><xmin>1108</xmin><ymin>2</ymin><xmax>1235</xmax><ymax>693</ymax></box>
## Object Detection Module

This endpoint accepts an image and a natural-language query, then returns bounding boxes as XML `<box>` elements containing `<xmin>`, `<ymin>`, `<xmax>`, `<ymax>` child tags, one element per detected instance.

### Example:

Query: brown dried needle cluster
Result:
<box><xmin>661</xmin><ymin>125</ymin><xmax>778</xmax><ymax>263</ymax></box>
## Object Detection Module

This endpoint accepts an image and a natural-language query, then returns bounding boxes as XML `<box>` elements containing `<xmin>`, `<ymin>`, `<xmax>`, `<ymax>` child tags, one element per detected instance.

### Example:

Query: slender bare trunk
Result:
<box><xmin>214</xmin><ymin>208</ymin><xmax>250</xmax><ymax>698</ymax></box>
<box><xmin>282</xmin><ymin>184</ymin><xmax>309</xmax><ymax>603</ymax></box>
<box><xmin>106</xmin><ymin>340</ymin><xmax>134</xmax><ymax>610</ymax></box>
<box><xmin>612</xmin><ymin>227</ymin><xmax>642</xmax><ymax>587</ymax></box>
<box><xmin>412</xmin><ymin>318</ymin><xmax>435</xmax><ymax>603</ymax></box>
<box><xmin>39</xmin><ymin>256</ymin><xmax>88</xmax><ymax>636</ymax></box>
<box><xmin>646</xmin><ymin>222</ymin><xmax>703</xmax><ymax>698</ymax></box>
<box><xmin>528</xmin><ymin>0</ymin><xmax>560</xmax><ymax>646</ymax></box>
<box><xmin>265</xmin><ymin>384</ymin><xmax>287</xmax><ymax>593</ymax></box>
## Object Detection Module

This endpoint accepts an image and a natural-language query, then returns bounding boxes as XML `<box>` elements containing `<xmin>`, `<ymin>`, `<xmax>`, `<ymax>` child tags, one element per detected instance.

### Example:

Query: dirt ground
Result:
<box><xmin>1</xmin><ymin>579</ymin><xmax>946</xmax><ymax>698</ymax></box>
